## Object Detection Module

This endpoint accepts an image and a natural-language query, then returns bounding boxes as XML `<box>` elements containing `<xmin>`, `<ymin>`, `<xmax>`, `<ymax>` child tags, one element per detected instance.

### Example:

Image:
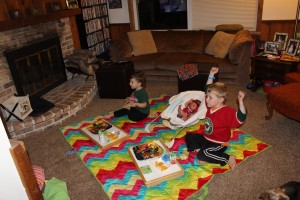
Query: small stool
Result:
<box><xmin>266</xmin><ymin>83</ymin><xmax>300</xmax><ymax>121</ymax></box>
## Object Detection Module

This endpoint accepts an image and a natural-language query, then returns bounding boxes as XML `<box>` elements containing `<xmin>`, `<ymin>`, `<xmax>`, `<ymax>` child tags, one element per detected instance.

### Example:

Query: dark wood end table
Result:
<box><xmin>250</xmin><ymin>56</ymin><xmax>298</xmax><ymax>83</ymax></box>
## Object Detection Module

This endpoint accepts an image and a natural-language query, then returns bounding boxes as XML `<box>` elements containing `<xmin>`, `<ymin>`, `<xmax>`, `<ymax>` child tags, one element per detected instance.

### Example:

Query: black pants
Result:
<box><xmin>114</xmin><ymin>108</ymin><xmax>148</xmax><ymax>122</ymax></box>
<box><xmin>185</xmin><ymin>133</ymin><xmax>229</xmax><ymax>166</ymax></box>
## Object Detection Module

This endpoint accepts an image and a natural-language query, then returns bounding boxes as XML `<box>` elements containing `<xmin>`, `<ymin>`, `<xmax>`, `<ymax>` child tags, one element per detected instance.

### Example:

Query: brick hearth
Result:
<box><xmin>6</xmin><ymin>76</ymin><xmax>97</xmax><ymax>138</ymax></box>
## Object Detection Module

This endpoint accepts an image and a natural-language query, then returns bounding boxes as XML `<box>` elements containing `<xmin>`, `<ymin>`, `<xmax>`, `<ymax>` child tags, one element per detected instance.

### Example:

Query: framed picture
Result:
<box><xmin>9</xmin><ymin>9</ymin><xmax>23</xmax><ymax>19</ymax></box>
<box><xmin>273</xmin><ymin>32</ymin><xmax>288</xmax><ymax>50</ymax></box>
<box><xmin>30</xmin><ymin>6</ymin><xmax>41</xmax><ymax>16</ymax></box>
<box><xmin>109</xmin><ymin>0</ymin><xmax>122</xmax><ymax>9</ymax></box>
<box><xmin>296</xmin><ymin>46</ymin><xmax>300</xmax><ymax>57</ymax></box>
<box><xmin>285</xmin><ymin>39</ymin><xmax>300</xmax><ymax>56</ymax></box>
<box><xmin>66</xmin><ymin>0</ymin><xmax>79</xmax><ymax>9</ymax></box>
<box><xmin>50</xmin><ymin>2</ymin><xmax>62</xmax><ymax>12</ymax></box>
<box><xmin>264</xmin><ymin>41</ymin><xmax>280</xmax><ymax>54</ymax></box>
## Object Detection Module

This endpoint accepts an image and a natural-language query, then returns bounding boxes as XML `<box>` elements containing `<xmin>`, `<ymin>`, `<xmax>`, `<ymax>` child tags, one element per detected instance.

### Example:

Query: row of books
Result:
<box><xmin>82</xmin><ymin>5</ymin><xmax>108</xmax><ymax>21</ymax></box>
<box><xmin>88</xmin><ymin>41</ymin><xmax>110</xmax><ymax>55</ymax></box>
<box><xmin>84</xmin><ymin>18</ymin><xmax>109</xmax><ymax>34</ymax></box>
<box><xmin>80</xmin><ymin>0</ymin><xmax>107</xmax><ymax>7</ymax></box>
<box><xmin>86</xmin><ymin>28</ymin><xmax>110</xmax><ymax>47</ymax></box>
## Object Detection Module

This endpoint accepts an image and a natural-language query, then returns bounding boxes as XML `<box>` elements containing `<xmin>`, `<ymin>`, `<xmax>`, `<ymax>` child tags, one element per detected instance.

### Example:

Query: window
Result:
<box><xmin>133</xmin><ymin>0</ymin><xmax>258</xmax><ymax>31</ymax></box>
<box><xmin>189</xmin><ymin>0</ymin><xmax>258</xmax><ymax>31</ymax></box>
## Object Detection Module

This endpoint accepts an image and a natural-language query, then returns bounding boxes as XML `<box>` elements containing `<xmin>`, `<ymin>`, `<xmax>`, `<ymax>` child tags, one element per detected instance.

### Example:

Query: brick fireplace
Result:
<box><xmin>0</xmin><ymin>18</ymin><xmax>74</xmax><ymax>103</ymax></box>
<box><xmin>0</xmin><ymin>18</ymin><xmax>97</xmax><ymax>138</ymax></box>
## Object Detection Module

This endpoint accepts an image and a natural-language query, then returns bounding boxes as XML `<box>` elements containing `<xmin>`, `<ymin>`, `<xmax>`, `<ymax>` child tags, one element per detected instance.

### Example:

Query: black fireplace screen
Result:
<box><xmin>5</xmin><ymin>36</ymin><xmax>67</xmax><ymax>98</ymax></box>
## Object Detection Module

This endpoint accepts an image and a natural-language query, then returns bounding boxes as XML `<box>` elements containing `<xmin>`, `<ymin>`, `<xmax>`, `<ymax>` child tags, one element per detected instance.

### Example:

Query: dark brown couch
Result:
<box><xmin>110</xmin><ymin>30</ymin><xmax>253</xmax><ymax>85</ymax></box>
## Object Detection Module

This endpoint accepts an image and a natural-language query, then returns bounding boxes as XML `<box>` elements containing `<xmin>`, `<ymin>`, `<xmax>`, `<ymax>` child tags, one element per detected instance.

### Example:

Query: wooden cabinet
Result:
<box><xmin>250</xmin><ymin>56</ymin><xmax>298</xmax><ymax>83</ymax></box>
<box><xmin>76</xmin><ymin>0</ymin><xmax>111</xmax><ymax>59</ymax></box>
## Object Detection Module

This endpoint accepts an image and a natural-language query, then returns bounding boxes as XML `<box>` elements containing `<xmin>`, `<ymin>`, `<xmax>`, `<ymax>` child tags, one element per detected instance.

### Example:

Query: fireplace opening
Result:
<box><xmin>5</xmin><ymin>36</ymin><xmax>67</xmax><ymax>99</ymax></box>
<box><xmin>4</xmin><ymin>36</ymin><xmax>67</xmax><ymax>116</ymax></box>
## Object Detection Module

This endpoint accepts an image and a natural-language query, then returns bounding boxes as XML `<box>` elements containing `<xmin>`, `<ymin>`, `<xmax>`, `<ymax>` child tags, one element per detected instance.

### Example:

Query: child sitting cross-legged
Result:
<box><xmin>185</xmin><ymin>67</ymin><xmax>247</xmax><ymax>171</ymax></box>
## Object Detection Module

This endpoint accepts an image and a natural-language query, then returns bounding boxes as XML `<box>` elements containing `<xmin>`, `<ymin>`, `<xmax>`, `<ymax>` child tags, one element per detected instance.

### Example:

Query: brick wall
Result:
<box><xmin>0</xmin><ymin>18</ymin><xmax>74</xmax><ymax>104</ymax></box>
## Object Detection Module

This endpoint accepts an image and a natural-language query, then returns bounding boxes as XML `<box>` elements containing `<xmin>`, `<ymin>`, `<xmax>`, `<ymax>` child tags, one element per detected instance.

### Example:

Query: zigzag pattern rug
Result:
<box><xmin>60</xmin><ymin>94</ymin><xmax>270</xmax><ymax>200</ymax></box>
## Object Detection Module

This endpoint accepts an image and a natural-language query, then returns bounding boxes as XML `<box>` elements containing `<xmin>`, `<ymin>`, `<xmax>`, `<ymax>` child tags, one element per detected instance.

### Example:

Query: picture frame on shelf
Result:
<box><xmin>9</xmin><ymin>9</ymin><xmax>23</xmax><ymax>19</ymax></box>
<box><xmin>109</xmin><ymin>0</ymin><xmax>122</xmax><ymax>9</ymax></box>
<box><xmin>285</xmin><ymin>39</ymin><xmax>299</xmax><ymax>56</ymax></box>
<box><xmin>273</xmin><ymin>32</ymin><xmax>288</xmax><ymax>50</ymax></box>
<box><xmin>264</xmin><ymin>41</ymin><xmax>280</xmax><ymax>54</ymax></box>
<box><xmin>296</xmin><ymin>46</ymin><xmax>300</xmax><ymax>57</ymax></box>
<box><xmin>30</xmin><ymin>6</ymin><xmax>41</xmax><ymax>16</ymax></box>
<box><xmin>50</xmin><ymin>2</ymin><xmax>62</xmax><ymax>12</ymax></box>
<box><xmin>66</xmin><ymin>0</ymin><xmax>79</xmax><ymax>9</ymax></box>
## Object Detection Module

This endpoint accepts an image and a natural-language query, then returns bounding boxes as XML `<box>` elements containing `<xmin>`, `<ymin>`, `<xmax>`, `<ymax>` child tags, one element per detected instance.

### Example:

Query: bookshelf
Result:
<box><xmin>76</xmin><ymin>0</ymin><xmax>111</xmax><ymax>60</ymax></box>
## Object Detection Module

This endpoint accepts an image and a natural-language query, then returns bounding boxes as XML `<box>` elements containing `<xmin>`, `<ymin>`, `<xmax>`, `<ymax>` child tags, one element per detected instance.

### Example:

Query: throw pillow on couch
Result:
<box><xmin>127</xmin><ymin>30</ymin><xmax>158</xmax><ymax>56</ymax></box>
<box><xmin>205</xmin><ymin>31</ymin><xmax>235</xmax><ymax>58</ymax></box>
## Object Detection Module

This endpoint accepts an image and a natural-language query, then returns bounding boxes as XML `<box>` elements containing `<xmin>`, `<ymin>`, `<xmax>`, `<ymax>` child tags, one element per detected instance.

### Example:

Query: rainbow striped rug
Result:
<box><xmin>60</xmin><ymin>94</ymin><xmax>269</xmax><ymax>200</ymax></box>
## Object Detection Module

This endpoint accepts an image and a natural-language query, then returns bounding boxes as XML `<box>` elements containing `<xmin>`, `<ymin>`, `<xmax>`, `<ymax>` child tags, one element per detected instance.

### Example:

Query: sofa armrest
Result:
<box><xmin>110</xmin><ymin>36</ymin><xmax>133</xmax><ymax>62</ymax></box>
<box><xmin>229</xmin><ymin>30</ymin><xmax>253</xmax><ymax>64</ymax></box>
<box><xmin>235</xmin><ymin>42</ymin><xmax>253</xmax><ymax>85</ymax></box>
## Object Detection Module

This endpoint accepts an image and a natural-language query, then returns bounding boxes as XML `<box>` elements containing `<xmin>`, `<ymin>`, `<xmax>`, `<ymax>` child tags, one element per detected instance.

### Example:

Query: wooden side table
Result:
<box><xmin>95</xmin><ymin>61</ymin><xmax>134</xmax><ymax>99</ymax></box>
<box><xmin>250</xmin><ymin>56</ymin><xmax>298</xmax><ymax>83</ymax></box>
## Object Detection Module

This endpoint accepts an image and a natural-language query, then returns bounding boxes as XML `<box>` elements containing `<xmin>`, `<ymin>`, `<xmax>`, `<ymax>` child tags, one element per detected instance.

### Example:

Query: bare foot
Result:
<box><xmin>194</xmin><ymin>149</ymin><xmax>200</xmax><ymax>152</ymax></box>
<box><xmin>104</xmin><ymin>112</ymin><xmax>114</xmax><ymax>119</ymax></box>
<box><xmin>198</xmin><ymin>160</ymin><xmax>206</xmax><ymax>165</ymax></box>
<box><xmin>228</xmin><ymin>155</ymin><xmax>236</xmax><ymax>171</ymax></box>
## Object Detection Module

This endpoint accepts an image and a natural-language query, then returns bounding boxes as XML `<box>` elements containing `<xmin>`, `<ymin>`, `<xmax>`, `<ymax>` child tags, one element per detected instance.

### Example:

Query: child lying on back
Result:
<box><xmin>177</xmin><ymin>99</ymin><xmax>201</xmax><ymax>121</ymax></box>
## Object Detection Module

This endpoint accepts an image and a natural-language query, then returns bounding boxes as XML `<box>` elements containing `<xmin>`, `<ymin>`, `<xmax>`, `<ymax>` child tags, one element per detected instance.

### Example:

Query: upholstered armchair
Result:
<box><xmin>265</xmin><ymin>64</ymin><xmax>300</xmax><ymax>121</ymax></box>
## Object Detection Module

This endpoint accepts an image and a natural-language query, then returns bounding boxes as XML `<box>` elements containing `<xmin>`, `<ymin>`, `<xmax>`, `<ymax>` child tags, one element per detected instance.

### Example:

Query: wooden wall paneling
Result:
<box><xmin>256</xmin><ymin>0</ymin><xmax>263</xmax><ymax>32</ymax></box>
<box><xmin>260</xmin><ymin>20</ymin><xmax>298</xmax><ymax>41</ymax></box>
<box><xmin>0</xmin><ymin>0</ymin><xmax>9</xmax><ymax>21</ymax></box>
<box><xmin>127</xmin><ymin>0</ymin><xmax>135</xmax><ymax>31</ymax></box>
<box><xmin>110</xmin><ymin>23</ymin><xmax>130</xmax><ymax>40</ymax></box>
<box><xmin>69</xmin><ymin>15</ymin><xmax>81</xmax><ymax>49</ymax></box>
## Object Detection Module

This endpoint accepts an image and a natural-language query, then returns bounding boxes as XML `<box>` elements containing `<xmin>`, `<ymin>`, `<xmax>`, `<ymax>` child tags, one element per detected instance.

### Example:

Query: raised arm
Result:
<box><xmin>206</xmin><ymin>67</ymin><xmax>219</xmax><ymax>85</ymax></box>
<box><xmin>237</xmin><ymin>91</ymin><xmax>246</xmax><ymax>114</ymax></box>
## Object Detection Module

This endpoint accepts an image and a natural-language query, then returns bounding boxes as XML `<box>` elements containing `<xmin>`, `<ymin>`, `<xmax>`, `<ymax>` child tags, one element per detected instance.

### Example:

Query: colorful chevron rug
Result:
<box><xmin>60</xmin><ymin>94</ymin><xmax>270</xmax><ymax>200</ymax></box>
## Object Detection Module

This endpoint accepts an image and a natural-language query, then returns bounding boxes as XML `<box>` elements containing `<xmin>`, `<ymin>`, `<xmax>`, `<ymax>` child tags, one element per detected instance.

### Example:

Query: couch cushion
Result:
<box><xmin>151</xmin><ymin>31</ymin><xmax>168</xmax><ymax>52</ymax></box>
<box><xmin>229</xmin><ymin>30</ymin><xmax>253</xmax><ymax>64</ymax></box>
<box><xmin>127</xmin><ymin>30</ymin><xmax>158</xmax><ymax>56</ymax></box>
<box><xmin>163</xmin><ymin>31</ymin><xmax>204</xmax><ymax>53</ymax></box>
<box><xmin>155</xmin><ymin>53</ymin><xmax>236</xmax><ymax>73</ymax></box>
<box><xmin>205</xmin><ymin>31</ymin><xmax>235</xmax><ymax>58</ymax></box>
<box><xmin>128</xmin><ymin>53</ymin><xmax>165</xmax><ymax>70</ymax></box>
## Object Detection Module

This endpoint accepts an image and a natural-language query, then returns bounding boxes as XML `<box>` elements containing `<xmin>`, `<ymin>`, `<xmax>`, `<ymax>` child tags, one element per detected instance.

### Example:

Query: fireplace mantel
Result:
<box><xmin>0</xmin><ymin>9</ymin><xmax>81</xmax><ymax>32</ymax></box>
